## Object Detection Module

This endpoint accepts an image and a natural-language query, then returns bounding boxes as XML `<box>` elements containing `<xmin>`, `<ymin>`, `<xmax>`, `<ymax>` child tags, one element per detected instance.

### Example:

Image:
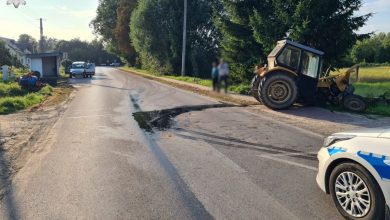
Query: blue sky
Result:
<box><xmin>0</xmin><ymin>0</ymin><xmax>389</xmax><ymax>41</ymax></box>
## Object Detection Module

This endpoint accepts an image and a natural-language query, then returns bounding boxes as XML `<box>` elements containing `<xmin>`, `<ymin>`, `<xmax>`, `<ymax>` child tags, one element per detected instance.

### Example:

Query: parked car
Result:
<box><xmin>86</xmin><ymin>63</ymin><xmax>96</xmax><ymax>76</ymax></box>
<box><xmin>69</xmin><ymin>61</ymin><xmax>95</xmax><ymax>78</ymax></box>
<box><xmin>317</xmin><ymin>127</ymin><xmax>390</xmax><ymax>219</ymax></box>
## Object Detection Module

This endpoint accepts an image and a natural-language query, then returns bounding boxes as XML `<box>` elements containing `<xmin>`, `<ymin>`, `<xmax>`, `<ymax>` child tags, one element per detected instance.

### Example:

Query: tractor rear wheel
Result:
<box><xmin>259</xmin><ymin>72</ymin><xmax>298</xmax><ymax>110</ymax></box>
<box><xmin>343</xmin><ymin>95</ymin><xmax>367</xmax><ymax>112</ymax></box>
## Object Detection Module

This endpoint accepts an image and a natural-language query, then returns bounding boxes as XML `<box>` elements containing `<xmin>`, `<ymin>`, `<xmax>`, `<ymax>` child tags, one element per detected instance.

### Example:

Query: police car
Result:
<box><xmin>317</xmin><ymin>127</ymin><xmax>390</xmax><ymax>219</ymax></box>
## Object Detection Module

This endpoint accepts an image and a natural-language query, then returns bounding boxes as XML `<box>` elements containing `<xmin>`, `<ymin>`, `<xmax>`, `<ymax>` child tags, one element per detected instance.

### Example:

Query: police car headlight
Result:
<box><xmin>323</xmin><ymin>135</ymin><xmax>355</xmax><ymax>148</ymax></box>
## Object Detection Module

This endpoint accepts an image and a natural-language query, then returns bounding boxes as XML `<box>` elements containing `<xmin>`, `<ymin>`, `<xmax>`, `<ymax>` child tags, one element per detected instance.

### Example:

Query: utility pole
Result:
<box><xmin>181</xmin><ymin>0</ymin><xmax>187</xmax><ymax>76</ymax></box>
<box><xmin>39</xmin><ymin>18</ymin><xmax>44</xmax><ymax>52</ymax></box>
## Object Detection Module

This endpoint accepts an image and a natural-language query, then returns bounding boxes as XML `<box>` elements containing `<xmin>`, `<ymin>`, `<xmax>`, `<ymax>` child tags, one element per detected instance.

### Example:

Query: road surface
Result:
<box><xmin>0</xmin><ymin>67</ymin><xmax>342</xmax><ymax>219</ymax></box>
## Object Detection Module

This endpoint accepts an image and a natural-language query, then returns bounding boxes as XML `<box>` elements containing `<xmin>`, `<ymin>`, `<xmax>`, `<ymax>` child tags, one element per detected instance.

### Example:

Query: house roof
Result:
<box><xmin>0</xmin><ymin>36</ymin><xmax>32</xmax><ymax>54</ymax></box>
<box><xmin>26</xmin><ymin>52</ymin><xmax>63</xmax><ymax>58</ymax></box>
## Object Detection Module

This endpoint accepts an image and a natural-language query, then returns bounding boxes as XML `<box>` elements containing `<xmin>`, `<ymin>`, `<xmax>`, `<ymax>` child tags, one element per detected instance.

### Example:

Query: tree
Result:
<box><xmin>55</xmin><ymin>38</ymin><xmax>120</xmax><ymax>65</ymax></box>
<box><xmin>350</xmin><ymin>32</ymin><xmax>390</xmax><ymax>63</ymax></box>
<box><xmin>215</xmin><ymin>0</ymin><xmax>371</xmax><ymax>82</ymax></box>
<box><xmin>17</xmin><ymin>34</ymin><xmax>38</xmax><ymax>53</ymax></box>
<box><xmin>213</xmin><ymin>1</ymin><xmax>265</xmax><ymax>83</ymax></box>
<box><xmin>113</xmin><ymin>0</ymin><xmax>138</xmax><ymax>65</ymax></box>
<box><xmin>42</xmin><ymin>37</ymin><xmax>59</xmax><ymax>52</ymax></box>
<box><xmin>286</xmin><ymin>0</ymin><xmax>371</xmax><ymax>66</ymax></box>
<box><xmin>90</xmin><ymin>0</ymin><xmax>119</xmax><ymax>43</ymax></box>
<box><xmin>130</xmin><ymin>0</ymin><xmax>218</xmax><ymax>76</ymax></box>
<box><xmin>0</xmin><ymin>40</ymin><xmax>14</xmax><ymax>66</ymax></box>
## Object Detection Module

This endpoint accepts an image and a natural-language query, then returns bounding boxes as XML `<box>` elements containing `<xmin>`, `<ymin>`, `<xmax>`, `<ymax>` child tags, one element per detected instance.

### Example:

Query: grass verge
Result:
<box><xmin>0</xmin><ymin>83</ymin><xmax>53</xmax><ymax>114</ymax></box>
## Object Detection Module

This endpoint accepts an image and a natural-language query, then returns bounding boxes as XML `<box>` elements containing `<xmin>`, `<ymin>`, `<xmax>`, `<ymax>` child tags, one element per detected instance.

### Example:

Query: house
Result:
<box><xmin>0</xmin><ymin>37</ymin><xmax>31</xmax><ymax>67</ymax></box>
<box><xmin>26</xmin><ymin>52</ymin><xmax>63</xmax><ymax>86</ymax></box>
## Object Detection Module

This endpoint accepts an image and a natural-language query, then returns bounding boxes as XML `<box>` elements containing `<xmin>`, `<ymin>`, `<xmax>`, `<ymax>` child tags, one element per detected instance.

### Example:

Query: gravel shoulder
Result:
<box><xmin>0</xmin><ymin>86</ymin><xmax>75</xmax><ymax>198</ymax></box>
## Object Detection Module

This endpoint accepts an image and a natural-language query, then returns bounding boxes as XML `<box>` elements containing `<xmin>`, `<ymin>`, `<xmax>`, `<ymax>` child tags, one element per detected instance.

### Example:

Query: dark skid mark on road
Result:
<box><xmin>132</xmin><ymin>104</ymin><xmax>234</xmax><ymax>132</ymax></box>
<box><xmin>129</xmin><ymin>94</ymin><xmax>214</xmax><ymax>220</ymax></box>
<box><xmin>175</xmin><ymin>128</ymin><xmax>317</xmax><ymax>161</ymax></box>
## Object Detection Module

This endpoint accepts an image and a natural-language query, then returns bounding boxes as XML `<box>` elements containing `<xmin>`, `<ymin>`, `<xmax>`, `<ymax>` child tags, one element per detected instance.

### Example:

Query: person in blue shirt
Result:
<box><xmin>211</xmin><ymin>61</ymin><xmax>219</xmax><ymax>92</ymax></box>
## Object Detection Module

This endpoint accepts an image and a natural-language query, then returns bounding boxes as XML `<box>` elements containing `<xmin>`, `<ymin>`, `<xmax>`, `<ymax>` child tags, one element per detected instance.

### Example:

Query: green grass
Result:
<box><xmin>0</xmin><ymin>82</ymin><xmax>53</xmax><ymax>114</ymax></box>
<box><xmin>357</xmin><ymin>66</ymin><xmax>390</xmax><ymax>83</ymax></box>
<box><xmin>333</xmin><ymin>66</ymin><xmax>390</xmax><ymax>116</ymax></box>
<box><xmin>354</xmin><ymin>82</ymin><xmax>390</xmax><ymax>98</ymax></box>
<box><xmin>365</xmin><ymin>103</ymin><xmax>390</xmax><ymax>116</ymax></box>
<box><xmin>229</xmin><ymin>84</ymin><xmax>252</xmax><ymax>95</ymax></box>
<box><xmin>163</xmin><ymin>75</ymin><xmax>212</xmax><ymax>87</ymax></box>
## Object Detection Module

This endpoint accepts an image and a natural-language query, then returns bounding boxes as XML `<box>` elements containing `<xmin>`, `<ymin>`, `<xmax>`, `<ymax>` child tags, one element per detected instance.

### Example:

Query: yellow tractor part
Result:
<box><xmin>317</xmin><ymin>64</ymin><xmax>360</xmax><ymax>92</ymax></box>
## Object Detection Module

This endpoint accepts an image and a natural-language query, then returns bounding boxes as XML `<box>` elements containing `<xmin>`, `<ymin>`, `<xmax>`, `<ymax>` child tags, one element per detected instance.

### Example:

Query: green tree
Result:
<box><xmin>350</xmin><ymin>33</ymin><xmax>390</xmax><ymax>63</ymax></box>
<box><xmin>91</xmin><ymin>0</ymin><xmax>119</xmax><ymax>43</ymax></box>
<box><xmin>17</xmin><ymin>34</ymin><xmax>38</xmax><ymax>53</ymax></box>
<box><xmin>287</xmin><ymin>0</ymin><xmax>371</xmax><ymax>66</ymax></box>
<box><xmin>130</xmin><ymin>0</ymin><xmax>218</xmax><ymax>76</ymax></box>
<box><xmin>213</xmin><ymin>1</ymin><xmax>265</xmax><ymax>83</ymax></box>
<box><xmin>113</xmin><ymin>0</ymin><xmax>138</xmax><ymax>65</ymax></box>
<box><xmin>0</xmin><ymin>40</ymin><xmax>14</xmax><ymax>66</ymax></box>
<box><xmin>55</xmin><ymin>39</ymin><xmax>120</xmax><ymax>65</ymax></box>
<box><xmin>215</xmin><ymin>0</ymin><xmax>370</xmax><ymax>82</ymax></box>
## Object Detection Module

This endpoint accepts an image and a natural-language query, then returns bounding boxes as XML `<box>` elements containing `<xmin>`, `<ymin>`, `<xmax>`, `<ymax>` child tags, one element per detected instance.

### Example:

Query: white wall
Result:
<box><xmin>30</xmin><ymin>58</ymin><xmax>43</xmax><ymax>76</ymax></box>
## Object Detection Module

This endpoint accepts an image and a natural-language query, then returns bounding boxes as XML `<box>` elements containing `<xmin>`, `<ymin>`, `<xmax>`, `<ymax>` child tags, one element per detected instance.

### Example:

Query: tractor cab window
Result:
<box><xmin>301</xmin><ymin>51</ymin><xmax>320</xmax><ymax>78</ymax></box>
<box><xmin>276</xmin><ymin>46</ymin><xmax>300</xmax><ymax>70</ymax></box>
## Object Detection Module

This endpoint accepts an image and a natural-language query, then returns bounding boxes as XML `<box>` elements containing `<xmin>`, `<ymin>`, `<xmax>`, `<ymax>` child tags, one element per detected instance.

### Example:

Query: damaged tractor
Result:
<box><xmin>251</xmin><ymin>40</ymin><xmax>366</xmax><ymax>112</ymax></box>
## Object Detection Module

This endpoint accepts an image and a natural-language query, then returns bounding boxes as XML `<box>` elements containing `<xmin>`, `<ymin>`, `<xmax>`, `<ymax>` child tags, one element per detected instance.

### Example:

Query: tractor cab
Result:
<box><xmin>252</xmin><ymin>40</ymin><xmax>324</xmax><ymax>109</ymax></box>
<box><xmin>269</xmin><ymin>40</ymin><xmax>324</xmax><ymax>97</ymax></box>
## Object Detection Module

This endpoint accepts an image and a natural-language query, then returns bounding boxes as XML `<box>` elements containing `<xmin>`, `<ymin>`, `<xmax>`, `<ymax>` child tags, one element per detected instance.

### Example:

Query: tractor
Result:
<box><xmin>251</xmin><ymin>40</ymin><xmax>366</xmax><ymax>112</ymax></box>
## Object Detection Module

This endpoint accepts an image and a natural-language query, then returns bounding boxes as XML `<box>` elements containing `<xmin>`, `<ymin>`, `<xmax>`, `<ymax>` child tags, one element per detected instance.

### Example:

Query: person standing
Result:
<box><xmin>211</xmin><ymin>61</ymin><xmax>219</xmax><ymax>92</ymax></box>
<box><xmin>218</xmin><ymin>58</ymin><xmax>229</xmax><ymax>93</ymax></box>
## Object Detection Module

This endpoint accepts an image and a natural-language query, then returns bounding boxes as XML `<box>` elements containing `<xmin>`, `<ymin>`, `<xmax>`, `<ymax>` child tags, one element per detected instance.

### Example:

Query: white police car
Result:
<box><xmin>317</xmin><ymin>127</ymin><xmax>390</xmax><ymax>219</ymax></box>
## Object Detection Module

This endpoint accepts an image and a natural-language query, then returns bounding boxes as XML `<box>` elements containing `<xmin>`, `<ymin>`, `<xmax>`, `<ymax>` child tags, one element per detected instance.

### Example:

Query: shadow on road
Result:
<box><xmin>0</xmin><ymin>130</ymin><xmax>20</xmax><ymax>220</ymax></box>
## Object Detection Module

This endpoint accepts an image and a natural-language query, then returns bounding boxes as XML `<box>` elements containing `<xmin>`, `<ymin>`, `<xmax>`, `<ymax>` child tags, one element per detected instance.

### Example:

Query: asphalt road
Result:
<box><xmin>0</xmin><ymin>67</ymin><xmax>343</xmax><ymax>219</ymax></box>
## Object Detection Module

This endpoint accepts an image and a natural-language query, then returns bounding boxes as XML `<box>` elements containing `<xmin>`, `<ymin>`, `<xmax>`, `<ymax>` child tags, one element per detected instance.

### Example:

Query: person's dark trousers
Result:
<box><xmin>220</xmin><ymin>75</ymin><xmax>228</xmax><ymax>93</ymax></box>
<box><xmin>212</xmin><ymin>77</ymin><xmax>219</xmax><ymax>92</ymax></box>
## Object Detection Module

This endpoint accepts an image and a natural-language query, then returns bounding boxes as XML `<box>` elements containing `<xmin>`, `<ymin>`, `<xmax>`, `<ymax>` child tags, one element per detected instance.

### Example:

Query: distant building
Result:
<box><xmin>0</xmin><ymin>37</ymin><xmax>32</xmax><ymax>67</ymax></box>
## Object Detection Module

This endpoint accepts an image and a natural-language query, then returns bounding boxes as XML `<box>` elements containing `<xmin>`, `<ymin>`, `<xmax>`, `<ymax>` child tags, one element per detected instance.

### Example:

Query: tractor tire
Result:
<box><xmin>259</xmin><ymin>72</ymin><xmax>298</xmax><ymax>110</ymax></box>
<box><xmin>343</xmin><ymin>95</ymin><xmax>367</xmax><ymax>112</ymax></box>
<box><xmin>251</xmin><ymin>76</ymin><xmax>261</xmax><ymax>102</ymax></box>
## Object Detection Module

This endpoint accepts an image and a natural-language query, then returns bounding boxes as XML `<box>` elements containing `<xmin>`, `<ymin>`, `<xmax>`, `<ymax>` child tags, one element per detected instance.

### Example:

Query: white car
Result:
<box><xmin>317</xmin><ymin>127</ymin><xmax>390</xmax><ymax>220</ymax></box>
<box><xmin>70</xmin><ymin>61</ymin><xmax>95</xmax><ymax>78</ymax></box>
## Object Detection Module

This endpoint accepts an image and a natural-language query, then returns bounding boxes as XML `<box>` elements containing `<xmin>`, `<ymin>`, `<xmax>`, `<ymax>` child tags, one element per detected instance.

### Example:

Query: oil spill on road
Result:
<box><xmin>128</xmin><ymin>96</ymin><xmax>216</xmax><ymax>219</ymax></box>
<box><xmin>132</xmin><ymin>104</ymin><xmax>234</xmax><ymax>132</ymax></box>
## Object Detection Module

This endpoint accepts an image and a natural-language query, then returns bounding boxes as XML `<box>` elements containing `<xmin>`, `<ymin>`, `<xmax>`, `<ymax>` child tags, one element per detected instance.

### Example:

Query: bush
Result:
<box><xmin>0</xmin><ymin>82</ymin><xmax>27</xmax><ymax>97</ymax></box>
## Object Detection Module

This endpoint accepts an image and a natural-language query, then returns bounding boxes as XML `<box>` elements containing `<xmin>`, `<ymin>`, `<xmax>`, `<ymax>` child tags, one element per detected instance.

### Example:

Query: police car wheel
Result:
<box><xmin>329</xmin><ymin>162</ymin><xmax>385</xmax><ymax>220</ymax></box>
